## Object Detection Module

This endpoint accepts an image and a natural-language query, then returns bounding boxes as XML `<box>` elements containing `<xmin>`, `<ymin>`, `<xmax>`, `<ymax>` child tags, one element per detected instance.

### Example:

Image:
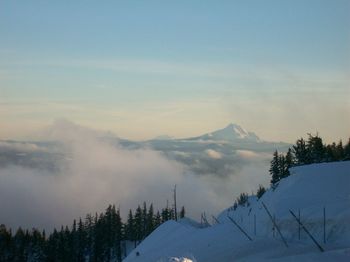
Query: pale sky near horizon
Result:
<box><xmin>1</xmin><ymin>0</ymin><xmax>349</xmax><ymax>143</ymax></box>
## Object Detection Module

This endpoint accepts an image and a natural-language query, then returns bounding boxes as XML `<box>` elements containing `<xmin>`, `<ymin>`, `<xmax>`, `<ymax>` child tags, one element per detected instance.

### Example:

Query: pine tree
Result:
<box><xmin>256</xmin><ymin>184</ymin><xmax>266</xmax><ymax>199</ymax></box>
<box><xmin>307</xmin><ymin>133</ymin><xmax>324</xmax><ymax>163</ymax></box>
<box><xmin>285</xmin><ymin>148</ymin><xmax>293</xmax><ymax>174</ymax></box>
<box><xmin>84</xmin><ymin>213</ymin><xmax>94</xmax><ymax>260</ymax></box>
<box><xmin>13</xmin><ymin>227</ymin><xmax>27</xmax><ymax>261</ymax></box>
<box><xmin>344</xmin><ymin>138</ymin><xmax>350</xmax><ymax>158</ymax></box>
<box><xmin>293</xmin><ymin>138</ymin><xmax>310</xmax><ymax>165</ymax></box>
<box><xmin>325</xmin><ymin>143</ymin><xmax>337</xmax><ymax>162</ymax></box>
<box><xmin>179</xmin><ymin>206</ymin><xmax>186</xmax><ymax>219</ymax></box>
<box><xmin>154</xmin><ymin>211</ymin><xmax>162</xmax><ymax>228</ymax></box>
<box><xmin>77</xmin><ymin>218</ymin><xmax>86</xmax><ymax>261</ymax></box>
<box><xmin>141</xmin><ymin>202</ymin><xmax>147</xmax><ymax>239</ymax></box>
<box><xmin>146</xmin><ymin>204</ymin><xmax>155</xmax><ymax>236</ymax></box>
<box><xmin>336</xmin><ymin>140</ymin><xmax>345</xmax><ymax>160</ymax></box>
<box><xmin>134</xmin><ymin>206</ymin><xmax>143</xmax><ymax>245</ymax></box>
<box><xmin>236</xmin><ymin>192</ymin><xmax>248</xmax><ymax>206</ymax></box>
<box><xmin>161</xmin><ymin>207</ymin><xmax>170</xmax><ymax>222</ymax></box>
<box><xmin>0</xmin><ymin>224</ymin><xmax>12</xmax><ymax>261</ymax></box>
<box><xmin>125</xmin><ymin>209</ymin><xmax>135</xmax><ymax>243</ymax></box>
<box><xmin>115</xmin><ymin>207</ymin><xmax>122</xmax><ymax>262</ymax></box>
<box><xmin>278</xmin><ymin>155</ymin><xmax>287</xmax><ymax>179</ymax></box>
<box><xmin>269</xmin><ymin>150</ymin><xmax>280</xmax><ymax>185</ymax></box>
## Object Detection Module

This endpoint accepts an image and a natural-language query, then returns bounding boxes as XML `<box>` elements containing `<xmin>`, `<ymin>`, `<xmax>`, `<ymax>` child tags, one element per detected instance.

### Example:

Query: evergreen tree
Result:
<box><xmin>278</xmin><ymin>154</ymin><xmax>288</xmax><ymax>179</ymax></box>
<box><xmin>179</xmin><ymin>206</ymin><xmax>186</xmax><ymax>219</ymax></box>
<box><xmin>293</xmin><ymin>138</ymin><xmax>310</xmax><ymax>165</ymax></box>
<box><xmin>105</xmin><ymin>205</ymin><xmax>114</xmax><ymax>261</ymax></box>
<box><xmin>0</xmin><ymin>224</ymin><xmax>12</xmax><ymax>261</ymax></box>
<box><xmin>77</xmin><ymin>218</ymin><xmax>86</xmax><ymax>261</ymax></box>
<box><xmin>154</xmin><ymin>211</ymin><xmax>162</xmax><ymax>228</ymax></box>
<box><xmin>307</xmin><ymin>133</ymin><xmax>325</xmax><ymax>163</ymax></box>
<box><xmin>336</xmin><ymin>140</ymin><xmax>345</xmax><ymax>160</ymax></box>
<box><xmin>146</xmin><ymin>204</ymin><xmax>155</xmax><ymax>236</ymax></box>
<box><xmin>256</xmin><ymin>184</ymin><xmax>266</xmax><ymax>199</ymax></box>
<box><xmin>13</xmin><ymin>227</ymin><xmax>27</xmax><ymax>261</ymax></box>
<box><xmin>285</xmin><ymin>148</ymin><xmax>293</xmax><ymax>174</ymax></box>
<box><xmin>344</xmin><ymin>138</ymin><xmax>350</xmax><ymax>158</ymax></box>
<box><xmin>141</xmin><ymin>202</ymin><xmax>148</xmax><ymax>239</ymax></box>
<box><xmin>269</xmin><ymin>150</ymin><xmax>280</xmax><ymax>185</ymax></box>
<box><xmin>125</xmin><ymin>209</ymin><xmax>135</xmax><ymax>243</ymax></box>
<box><xmin>325</xmin><ymin>143</ymin><xmax>337</xmax><ymax>162</ymax></box>
<box><xmin>236</xmin><ymin>192</ymin><xmax>248</xmax><ymax>206</ymax></box>
<box><xmin>134</xmin><ymin>205</ymin><xmax>143</xmax><ymax>244</ymax></box>
<box><xmin>115</xmin><ymin>207</ymin><xmax>123</xmax><ymax>262</ymax></box>
<box><xmin>161</xmin><ymin>207</ymin><xmax>170</xmax><ymax>223</ymax></box>
<box><xmin>84</xmin><ymin>213</ymin><xmax>94</xmax><ymax>259</ymax></box>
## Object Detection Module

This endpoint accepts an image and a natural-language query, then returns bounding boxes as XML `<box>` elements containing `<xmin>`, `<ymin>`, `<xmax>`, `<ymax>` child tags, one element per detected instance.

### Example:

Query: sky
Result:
<box><xmin>1</xmin><ymin>0</ymin><xmax>350</xmax><ymax>143</ymax></box>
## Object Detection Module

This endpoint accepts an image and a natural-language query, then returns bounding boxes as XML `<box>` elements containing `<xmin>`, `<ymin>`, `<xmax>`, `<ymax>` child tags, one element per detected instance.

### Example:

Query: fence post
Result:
<box><xmin>323</xmin><ymin>207</ymin><xmax>326</xmax><ymax>244</ymax></box>
<box><xmin>254</xmin><ymin>214</ymin><xmax>256</xmax><ymax>236</ymax></box>
<box><xmin>289</xmin><ymin>209</ymin><xmax>324</xmax><ymax>252</ymax></box>
<box><xmin>212</xmin><ymin>215</ymin><xmax>220</xmax><ymax>225</ymax></box>
<box><xmin>227</xmin><ymin>215</ymin><xmax>253</xmax><ymax>241</ymax></box>
<box><xmin>262</xmin><ymin>202</ymin><xmax>288</xmax><ymax>247</ymax></box>
<box><xmin>298</xmin><ymin>209</ymin><xmax>301</xmax><ymax>240</ymax></box>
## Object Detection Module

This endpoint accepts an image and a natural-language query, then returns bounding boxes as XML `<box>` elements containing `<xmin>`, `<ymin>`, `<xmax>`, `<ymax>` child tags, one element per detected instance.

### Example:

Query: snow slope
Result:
<box><xmin>124</xmin><ymin>161</ymin><xmax>350</xmax><ymax>262</ymax></box>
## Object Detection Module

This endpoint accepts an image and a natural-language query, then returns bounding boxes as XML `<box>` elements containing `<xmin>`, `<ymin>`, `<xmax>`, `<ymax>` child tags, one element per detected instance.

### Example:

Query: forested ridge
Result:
<box><xmin>0</xmin><ymin>203</ymin><xmax>185</xmax><ymax>261</ymax></box>
<box><xmin>232</xmin><ymin>134</ymin><xmax>350</xmax><ymax>209</ymax></box>
<box><xmin>269</xmin><ymin>134</ymin><xmax>350</xmax><ymax>186</ymax></box>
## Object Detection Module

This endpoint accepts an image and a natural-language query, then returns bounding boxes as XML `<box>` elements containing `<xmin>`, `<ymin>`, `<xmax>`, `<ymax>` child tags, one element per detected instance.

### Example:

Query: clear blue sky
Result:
<box><xmin>1</xmin><ymin>0</ymin><xmax>349</xmax><ymax>142</ymax></box>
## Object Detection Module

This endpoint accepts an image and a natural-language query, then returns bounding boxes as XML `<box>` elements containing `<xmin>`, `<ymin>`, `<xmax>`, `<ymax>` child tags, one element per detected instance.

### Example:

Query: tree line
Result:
<box><xmin>270</xmin><ymin>134</ymin><xmax>350</xmax><ymax>186</ymax></box>
<box><xmin>0</xmin><ymin>202</ymin><xmax>185</xmax><ymax>262</ymax></box>
<box><xmin>231</xmin><ymin>134</ymin><xmax>350</xmax><ymax>210</ymax></box>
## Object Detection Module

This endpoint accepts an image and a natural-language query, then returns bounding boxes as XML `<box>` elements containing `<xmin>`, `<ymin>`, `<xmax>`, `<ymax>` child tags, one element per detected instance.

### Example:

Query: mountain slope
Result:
<box><xmin>124</xmin><ymin>161</ymin><xmax>350</xmax><ymax>262</ymax></box>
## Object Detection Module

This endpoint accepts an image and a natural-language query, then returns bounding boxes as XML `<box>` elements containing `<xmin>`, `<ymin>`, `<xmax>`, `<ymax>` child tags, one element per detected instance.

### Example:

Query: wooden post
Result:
<box><xmin>173</xmin><ymin>185</ymin><xmax>177</xmax><ymax>221</ymax></box>
<box><xmin>298</xmin><ymin>209</ymin><xmax>301</xmax><ymax>240</ymax></box>
<box><xmin>212</xmin><ymin>215</ymin><xmax>220</xmax><ymax>224</ymax></box>
<box><xmin>254</xmin><ymin>214</ymin><xmax>256</xmax><ymax>236</ymax></box>
<box><xmin>262</xmin><ymin>202</ymin><xmax>288</xmax><ymax>247</ymax></box>
<box><xmin>227</xmin><ymin>215</ymin><xmax>253</xmax><ymax>241</ymax></box>
<box><xmin>202</xmin><ymin>212</ymin><xmax>210</xmax><ymax>227</ymax></box>
<box><xmin>289</xmin><ymin>210</ymin><xmax>324</xmax><ymax>252</ymax></box>
<box><xmin>323</xmin><ymin>207</ymin><xmax>326</xmax><ymax>244</ymax></box>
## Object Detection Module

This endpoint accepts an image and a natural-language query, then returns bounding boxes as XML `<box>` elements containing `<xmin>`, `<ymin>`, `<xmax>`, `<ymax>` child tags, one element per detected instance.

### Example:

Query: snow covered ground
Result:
<box><xmin>124</xmin><ymin>161</ymin><xmax>350</xmax><ymax>262</ymax></box>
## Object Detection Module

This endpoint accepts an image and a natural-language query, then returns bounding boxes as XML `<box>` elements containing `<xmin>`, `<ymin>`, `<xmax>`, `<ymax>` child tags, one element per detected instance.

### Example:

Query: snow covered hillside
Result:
<box><xmin>124</xmin><ymin>161</ymin><xmax>350</xmax><ymax>262</ymax></box>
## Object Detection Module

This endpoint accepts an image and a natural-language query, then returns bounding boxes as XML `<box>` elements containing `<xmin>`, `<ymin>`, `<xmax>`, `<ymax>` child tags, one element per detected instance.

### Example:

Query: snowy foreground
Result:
<box><xmin>124</xmin><ymin>161</ymin><xmax>350</xmax><ymax>262</ymax></box>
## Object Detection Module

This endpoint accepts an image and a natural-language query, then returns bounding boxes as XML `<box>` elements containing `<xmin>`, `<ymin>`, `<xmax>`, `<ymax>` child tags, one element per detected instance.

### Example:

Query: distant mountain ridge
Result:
<box><xmin>0</xmin><ymin>123</ymin><xmax>290</xmax><ymax>177</ymax></box>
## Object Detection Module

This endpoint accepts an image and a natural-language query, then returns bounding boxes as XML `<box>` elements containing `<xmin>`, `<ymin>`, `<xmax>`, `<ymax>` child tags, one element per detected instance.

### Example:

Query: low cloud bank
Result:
<box><xmin>0</xmin><ymin>120</ymin><xmax>269</xmax><ymax>230</ymax></box>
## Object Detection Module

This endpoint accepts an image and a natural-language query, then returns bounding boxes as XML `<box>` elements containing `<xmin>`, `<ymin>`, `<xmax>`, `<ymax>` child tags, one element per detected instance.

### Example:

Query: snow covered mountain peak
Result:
<box><xmin>223</xmin><ymin>123</ymin><xmax>249</xmax><ymax>138</ymax></box>
<box><xmin>203</xmin><ymin>123</ymin><xmax>260</xmax><ymax>142</ymax></box>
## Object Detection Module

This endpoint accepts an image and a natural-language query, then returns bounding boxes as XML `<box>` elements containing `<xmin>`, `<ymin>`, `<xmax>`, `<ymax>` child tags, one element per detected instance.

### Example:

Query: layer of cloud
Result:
<box><xmin>0</xmin><ymin>120</ymin><xmax>270</xmax><ymax>231</ymax></box>
<box><xmin>206</xmin><ymin>149</ymin><xmax>222</xmax><ymax>159</ymax></box>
